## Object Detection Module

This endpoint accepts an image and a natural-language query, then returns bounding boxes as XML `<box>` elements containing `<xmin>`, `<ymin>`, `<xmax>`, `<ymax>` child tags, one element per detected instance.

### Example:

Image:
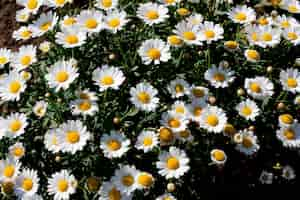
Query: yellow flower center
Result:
<box><xmin>78</xmin><ymin>100</ymin><xmax>91</xmax><ymax>111</ymax></box>
<box><xmin>179</xmin><ymin>130</ymin><xmax>190</xmax><ymax>138</ymax></box>
<box><xmin>9</xmin><ymin>81</ymin><xmax>21</xmax><ymax>94</ymax></box>
<box><xmin>250</xmin><ymin>82</ymin><xmax>261</xmax><ymax>93</ymax></box>
<box><xmin>159</xmin><ymin>127</ymin><xmax>174</xmax><ymax>142</ymax></box>
<box><xmin>64</xmin><ymin>17</ymin><xmax>76</xmax><ymax>26</ymax></box>
<box><xmin>251</xmin><ymin>33</ymin><xmax>259</xmax><ymax>42</ymax></box>
<box><xmin>241</xmin><ymin>106</ymin><xmax>252</xmax><ymax>116</ymax></box>
<box><xmin>175</xmin><ymin>84</ymin><xmax>184</xmax><ymax>93</ymax></box>
<box><xmin>3</xmin><ymin>165</ymin><xmax>15</xmax><ymax>178</ymax></box>
<box><xmin>13</xmin><ymin>147</ymin><xmax>24</xmax><ymax>157</ymax></box>
<box><xmin>27</xmin><ymin>0</ymin><xmax>38</xmax><ymax>10</ymax></box>
<box><xmin>247</xmin><ymin>50</ymin><xmax>259</xmax><ymax>60</ymax></box>
<box><xmin>79</xmin><ymin>93</ymin><xmax>89</xmax><ymax>99</ymax></box>
<box><xmin>258</xmin><ymin>18</ymin><xmax>268</xmax><ymax>25</ymax></box>
<box><xmin>57</xmin><ymin>179</ymin><xmax>68</xmax><ymax>192</ymax></box>
<box><xmin>281</xmin><ymin>21</ymin><xmax>290</xmax><ymax>28</ymax></box>
<box><xmin>224</xmin><ymin>41</ymin><xmax>238</xmax><ymax>49</ymax></box>
<box><xmin>0</xmin><ymin>56</ymin><xmax>7</xmax><ymax>64</ymax></box>
<box><xmin>168</xmin><ymin>118</ymin><xmax>181</xmax><ymax>128</ymax></box>
<box><xmin>242</xmin><ymin>136</ymin><xmax>253</xmax><ymax>148</ymax></box>
<box><xmin>166</xmin><ymin>157</ymin><xmax>180</xmax><ymax>170</ymax></box>
<box><xmin>65</xmin><ymin>35</ymin><xmax>79</xmax><ymax>45</ymax></box>
<box><xmin>193</xmin><ymin>107</ymin><xmax>202</xmax><ymax>116</ymax></box>
<box><xmin>146</xmin><ymin>10</ymin><xmax>159</xmax><ymax>20</ymax></box>
<box><xmin>108</xmin><ymin>18</ymin><xmax>120</xmax><ymax>28</ymax></box>
<box><xmin>21</xmin><ymin>30</ymin><xmax>32</xmax><ymax>38</ymax></box>
<box><xmin>287</xmin><ymin>78</ymin><xmax>298</xmax><ymax>88</ymax></box>
<box><xmin>55</xmin><ymin>71</ymin><xmax>69</xmax><ymax>83</ymax></box>
<box><xmin>206</xmin><ymin>115</ymin><xmax>219</xmax><ymax>127</ymax></box>
<box><xmin>183</xmin><ymin>31</ymin><xmax>196</xmax><ymax>41</ymax></box>
<box><xmin>269</xmin><ymin>0</ymin><xmax>281</xmax><ymax>6</ymax></box>
<box><xmin>204</xmin><ymin>30</ymin><xmax>215</xmax><ymax>39</ymax></box>
<box><xmin>235</xmin><ymin>12</ymin><xmax>247</xmax><ymax>21</ymax></box>
<box><xmin>175</xmin><ymin>106</ymin><xmax>185</xmax><ymax>114</ymax></box>
<box><xmin>165</xmin><ymin>0</ymin><xmax>175</xmax><ymax>4</ymax></box>
<box><xmin>101</xmin><ymin>75</ymin><xmax>114</xmax><ymax>85</ymax></box>
<box><xmin>66</xmin><ymin>131</ymin><xmax>80</xmax><ymax>144</ymax></box>
<box><xmin>288</xmin><ymin>5</ymin><xmax>298</xmax><ymax>13</ymax></box>
<box><xmin>284</xmin><ymin>129</ymin><xmax>296</xmax><ymax>140</ymax></box>
<box><xmin>102</xmin><ymin>0</ymin><xmax>112</xmax><ymax>8</ymax></box>
<box><xmin>223</xmin><ymin>123</ymin><xmax>236</xmax><ymax>136</ymax></box>
<box><xmin>138</xmin><ymin>174</ymin><xmax>153</xmax><ymax>187</ymax></box>
<box><xmin>85</xmin><ymin>18</ymin><xmax>98</xmax><ymax>29</ymax></box>
<box><xmin>147</xmin><ymin>48</ymin><xmax>161</xmax><ymax>60</ymax></box>
<box><xmin>52</xmin><ymin>136</ymin><xmax>58</xmax><ymax>145</ymax></box>
<box><xmin>168</xmin><ymin>35</ymin><xmax>182</xmax><ymax>45</ymax></box>
<box><xmin>122</xmin><ymin>175</ymin><xmax>134</xmax><ymax>186</ymax></box>
<box><xmin>9</xmin><ymin>120</ymin><xmax>22</xmax><ymax>132</ymax></box>
<box><xmin>213</xmin><ymin>73</ymin><xmax>225</xmax><ymax>82</ymax></box>
<box><xmin>108</xmin><ymin>187</ymin><xmax>121</xmax><ymax>200</ymax></box>
<box><xmin>288</xmin><ymin>32</ymin><xmax>298</xmax><ymax>40</ymax></box>
<box><xmin>143</xmin><ymin>137</ymin><xmax>153</xmax><ymax>146</ymax></box>
<box><xmin>55</xmin><ymin>0</ymin><xmax>65</xmax><ymax>5</ymax></box>
<box><xmin>86</xmin><ymin>177</ymin><xmax>100</xmax><ymax>192</ymax></box>
<box><xmin>21</xmin><ymin>56</ymin><xmax>31</xmax><ymax>66</ymax></box>
<box><xmin>213</xmin><ymin>150</ymin><xmax>225</xmax><ymax>161</ymax></box>
<box><xmin>177</xmin><ymin>8</ymin><xmax>190</xmax><ymax>16</ymax></box>
<box><xmin>137</xmin><ymin>92</ymin><xmax>150</xmax><ymax>104</ymax></box>
<box><xmin>22</xmin><ymin>178</ymin><xmax>33</xmax><ymax>191</ymax></box>
<box><xmin>40</xmin><ymin>22</ymin><xmax>51</xmax><ymax>31</ymax></box>
<box><xmin>280</xmin><ymin>114</ymin><xmax>294</xmax><ymax>124</ymax></box>
<box><xmin>262</xmin><ymin>33</ymin><xmax>272</xmax><ymax>41</ymax></box>
<box><xmin>107</xmin><ymin>139</ymin><xmax>121</xmax><ymax>151</ymax></box>
<box><xmin>192</xmin><ymin>88</ymin><xmax>204</xmax><ymax>98</ymax></box>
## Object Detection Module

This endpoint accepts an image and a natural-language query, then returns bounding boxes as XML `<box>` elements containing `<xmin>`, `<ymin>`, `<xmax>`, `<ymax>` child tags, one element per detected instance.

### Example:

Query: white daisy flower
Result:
<box><xmin>210</xmin><ymin>149</ymin><xmax>227</xmax><ymax>165</ymax></box>
<box><xmin>55</xmin><ymin>27</ymin><xmax>87</xmax><ymax>48</ymax></box>
<box><xmin>0</xmin><ymin>158</ymin><xmax>21</xmax><ymax>182</ymax></box>
<box><xmin>189</xmin><ymin>85</ymin><xmax>209</xmax><ymax>101</ymax></box>
<box><xmin>98</xmin><ymin>181</ymin><xmax>132</xmax><ymax>200</ymax></box>
<box><xmin>256</xmin><ymin>25</ymin><xmax>281</xmax><ymax>48</ymax></box>
<box><xmin>276</xmin><ymin>123</ymin><xmax>300</xmax><ymax>148</ymax></box>
<box><xmin>47</xmin><ymin>170</ymin><xmax>77</xmax><ymax>200</ymax></box>
<box><xmin>274</xmin><ymin>15</ymin><xmax>299</xmax><ymax>29</ymax></box>
<box><xmin>77</xmin><ymin>9</ymin><xmax>103</xmax><ymax>33</ymax></box>
<box><xmin>138</xmin><ymin>39</ymin><xmax>171</xmax><ymax>65</ymax></box>
<box><xmin>94</xmin><ymin>0</ymin><xmax>118</xmax><ymax>10</ymax></box>
<box><xmin>173</xmin><ymin>20</ymin><xmax>202</xmax><ymax>45</ymax></box>
<box><xmin>187</xmin><ymin>99</ymin><xmax>208</xmax><ymax>122</ymax></box>
<box><xmin>198</xmin><ymin>21</ymin><xmax>224</xmax><ymax>44</ymax></box>
<box><xmin>8</xmin><ymin>142</ymin><xmax>25</xmax><ymax>160</ymax></box>
<box><xmin>12</xmin><ymin>26</ymin><xmax>35</xmax><ymax>41</ymax></box>
<box><xmin>16</xmin><ymin>0</ymin><xmax>43</xmax><ymax>14</ymax></box>
<box><xmin>112</xmin><ymin>165</ymin><xmax>138</xmax><ymax>195</ymax></box>
<box><xmin>136</xmin><ymin>171</ymin><xmax>154</xmax><ymax>189</ymax></box>
<box><xmin>235</xmin><ymin>129</ymin><xmax>260</xmax><ymax>156</ymax></box>
<box><xmin>14</xmin><ymin>168</ymin><xmax>39</xmax><ymax>199</ymax></box>
<box><xmin>156</xmin><ymin>146</ymin><xmax>190</xmax><ymax>179</ymax></box>
<box><xmin>16</xmin><ymin>9</ymin><xmax>30</xmax><ymax>23</ymax></box>
<box><xmin>160</xmin><ymin>111</ymin><xmax>189</xmax><ymax>133</ymax></box>
<box><xmin>245</xmin><ymin>24</ymin><xmax>261</xmax><ymax>46</ymax></box>
<box><xmin>244</xmin><ymin>76</ymin><xmax>274</xmax><ymax>100</ymax></box>
<box><xmin>31</xmin><ymin>11</ymin><xmax>58</xmax><ymax>37</ymax></box>
<box><xmin>228</xmin><ymin>5</ymin><xmax>256</xmax><ymax>24</ymax></box>
<box><xmin>280</xmin><ymin>68</ymin><xmax>300</xmax><ymax>93</ymax></box>
<box><xmin>279</xmin><ymin>114</ymin><xmax>296</xmax><ymax>128</ymax></box>
<box><xmin>44</xmin><ymin>128</ymin><xmax>60</xmax><ymax>153</ymax></box>
<box><xmin>57</xmin><ymin>120</ymin><xmax>90</xmax><ymax>154</ymax></box>
<box><xmin>176</xmin><ymin>129</ymin><xmax>194</xmax><ymax>143</ymax></box>
<box><xmin>204</xmin><ymin>64</ymin><xmax>235</xmax><ymax>88</ymax></box>
<box><xmin>171</xmin><ymin>101</ymin><xmax>188</xmax><ymax>117</ymax></box>
<box><xmin>199</xmin><ymin>106</ymin><xmax>227</xmax><ymax>134</ymax></box>
<box><xmin>167</xmin><ymin>78</ymin><xmax>190</xmax><ymax>98</ymax></box>
<box><xmin>281</xmin><ymin>0</ymin><xmax>300</xmax><ymax>14</ymax></box>
<box><xmin>244</xmin><ymin>49</ymin><xmax>260</xmax><ymax>63</ymax></box>
<box><xmin>92</xmin><ymin>65</ymin><xmax>125</xmax><ymax>92</ymax></box>
<box><xmin>259</xmin><ymin>171</ymin><xmax>273</xmax><ymax>184</ymax></box>
<box><xmin>46</xmin><ymin>0</ymin><xmax>70</xmax><ymax>8</ymax></box>
<box><xmin>104</xmin><ymin>10</ymin><xmax>129</xmax><ymax>33</ymax></box>
<box><xmin>0</xmin><ymin>48</ymin><xmax>12</xmax><ymax>68</ymax></box>
<box><xmin>282</xmin><ymin>26</ymin><xmax>300</xmax><ymax>45</ymax></box>
<box><xmin>156</xmin><ymin>193</ymin><xmax>177</xmax><ymax>200</ymax></box>
<box><xmin>46</xmin><ymin>60</ymin><xmax>79</xmax><ymax>92</ymax></box>
<box><xmin>12</xmin><ymin>45</ymin><xmax>37</xmax><ymax>71</ymax></box>
<box><xmin>294</xmin><ymin>95</ymin><xmax>300</xmax><ymax>105</ymax></box>
<box><xmin>33</xmin><ymin>100</ymin><xmax>48</xmax><ymax>118</ymax></box>
<box><xmin>100</xmin><ymin>131</ymin><xmax>130</xmax><ymax>159</ymax></box>
<box><xmin>39</xmin><ymin>41</ymin><xmax>51</xmax><ymax>53</ymax></box>
<box><xmin>59</xmin><ymin>15</ymin><xmax>78</xmax><ymax>30</ymax></box>
<box><xmin>186</xmin><ymin>13</ymin><xmax>203</xmax><ymax>26</ymax></box>
<box><xmin>70</xmin><ymin>99</ymin><xmax>98</xmax><ymax>116</ymax></box>
<box><xmin>4</xmin><ymin>112</ymin><xmax>28</xmax><ymax>138</ymax></box>
<box><xmin>235</xmin><ymin>99</ymin><xmax>260</xmax><ymax>121</ymax></box>
<box><xmin>130</xmin><ymin>82</ymin><xmax>159</xmax><ymax>112</ymax></box>
<box><xmin>137</xmin><ymin>2</ymin><xmax>169</xmax><ymax>26</ymax></box>
<box><xmin>282</xmin><ymin>165</ymin><xmax>296</xmax><ymax>180</ymax></box>
<box><xmin>135</xmin><ymin>130</ymin><xmax>159</xmax><ymax>153</ymax></box>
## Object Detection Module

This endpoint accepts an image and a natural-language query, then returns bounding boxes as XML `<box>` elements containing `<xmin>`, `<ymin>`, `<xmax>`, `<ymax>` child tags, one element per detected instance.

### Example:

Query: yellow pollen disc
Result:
<box><xmin>175</xmin><ymin>84</ymin><xmax>184</xmax><ymax>93</ymax></box>
<box><xmin>206</xmin><ymin>115</ymin><xmax>219</xmax><ymax>127</ymax></box>
<box><xmin>166</xmin><ymin>157</ymin><xmax>180</xmax><ymax>170</ymax></box>
<box><xmin>65</xmin><ymin>35</ymin><xmax>79</xmax><ymax>45</ymax></box>
<box><xmin>224</xmin><ymin>41</ymin><xmax>238</xmax><ymax>49</ymax></box>
<box><xmin>137</xmin><ymin>92</ymin><xmax>150</xmax><ymax>104</ymax></box>
<box><xmin>262</xmin><ymin>33</ymin><xmax>272</xmax><ymax>41</ymax></box>
<box><xmin>108</xmin><ymin>18</ymin><xmax>120</xmax><ymax>28</ymax></box>
<box><xmin>108</xmin><ymin>187</ymin><xmax>121</xmax><ymax>200</ymax></box>
<box><xmin>250</xmin><ymin>82</ymin><xmax>261</xmax><ymax>93</ymax></box>
<box><xmin>168</xmin><ymin>118</ymin><xmax>181</xmax><ymax>128</ymax></box>
<box><xmin>143</xmin><ymin>137</ymin><xmax>153</xmax><ymax>146</ymax></box>
<box><xmin>175</xmin><ymin>106</ymin><xmax>185</xmax><ymax>114</ymax></box>
<box><xmin>147</xmin><ymin>48</ymin><xmax>161</xmax><ymax>60</ymax></box>
<box><xmin>122</xmin><ymin>175</ymin><xmax>134</xmax><ymax>186</ymax></box>
<box><xmin>287</xmin><ymin>78</ymin><xmax>298</xmax><ymax>88</ymax></box>
<box><xmin>3</xmin><ymin>165</ymin><xmax>15</xmax><ymax>178</ymax></box>
<box><xmin>27</xmin><ymin>0</ymin><xmax>38</xmax><ymax>10</ymax></box>
<box><xmin>288</xmin><ymin>32</ymin><xmax>298</xmax><ymax>40</ymax></box>
<box><xmin>22</xmin><ymin>178</ymin><xmax>33</xmax><ymax>191</ymax></box>
<box><xmin>168</xmin><ymin>35</ymin><xmax>182</xmax><ymax>45</ymax></box>
<box><xmin>247</xmin><ymin>50</ymin><xmax>259</xmax><ymax>60</ymax></box>
<box><xmin>179</xmin><ymin>130</ymin><xmax>190</xmax><ymax>138</ymax></box>
<box><xmin>213</xmin><ymin>150</ymin><xmax>225</xmax><ymax>161</ymax></box>
<box><xmin>204</xmin><ymin>30</ymin><xmax>215</xmax><ymax>39</ymax></box>
<box><xmin>13</xmin><ymin>147</ymin><xmax>24</xmax><ymax>157</ymax></box>
<box><xmin>55</xmin><ymin>0</ymin><xmax>65</xmax><ymax>5</ymax></box>
<box><xmin>192</xmin><ymin>88</ymin><xmax>204</xmax><ymax>98</ymax></box>
<box><xmin>251</xmin><ymin>33</ymin><xmax>259</xmax><ymax>42</ymax></box>
<box><xmin>138</xmin><ymin>174</ymin><xmax>153</xmax><ymax>187</ymax></box>
<box><xmin>101</xmin><ymin>76</ymin><xmax>114</xmax><ymax>85</ymax></box>
<box><xmin>79</xmin><ymin>93</ymin><xmax>89</xmax><ymax>99</ymax></box>
<box><xmin>284</xmin><ymin>129</ymin><xmax>296</xmax><ymax>140</ymax></box>
<box><xmin>223</xmin><ymin>123</ymin><xmax>236</xmax><ymax>136</ymax></box>
<box><xmin>10</xmin><ymin>120</ymin><xmax>22</xmax><ymax>132</ymax></box>
<box><xmin>241</xmin><ymin>106</ymin><xmax>252</xmax><ymax>116</ymax></box>
<box><xmin>57</xmin><ymin>179</ymin><xmax>68</xmax><ymax>192</ymax></box>
<box><xmin>165</xmin><ymin>0</ymin><xmax>175</xmax><ymax>4</ymax></box>
<box><xmin>78</xmin><ymin>101</ymin><xmax>91</xmax><ymax>111</ymax></box>
<box><xmin>85</xmin><ymin>18</ymin><xmax>98</xmax><ymax>29</ymax></box>
<box><xmin>288</xmin><ymin>5</ymin><xmax>298</xmax><ymax>13</ymax></box>
<box><xmin>21</xmin><ymin>30</ymin><xmax>32</xmax><ymax>38</ymax></box>
<box><xmin>55</xmin><ymin>71</ymin><xmax>69</xmax><ymax>83</ymax></box>
<box><xmin>213</xmin><ymin>73</ymin><xmax>225</xmax><ymax>82</ymax></box>
<box><xmin>242</xmin><ymin>136</ymin><xmax>253</xmax><ymax>148</ymax></box>
<box><xmin>146</xmin><ymin>10</ymin><xmax>159</xmax><ymax>20</ymax></box>
<box><xmin>0</xmin><ymin>56</ymin><xmax>7</xmax><ymax>64</ymax></box>
<box><xmin>9</xmin><ymin>81</ymin><xmax>21</xmax><ymax>94</ymax></box>
<box><xmin>281</xmin><ymin>21</ymin><xmax>290</xmax><ymax>28</ymax></box>
<box><xmin>258</xmin><ymin>18</ymin><xmax>268</xmax><ymax>25</ymax></box>
<box><xmin>107</xmin><ymin>139</ymin><xmax>121</xmax><ymax>151</ymax></box>
<box><xmin>159</xmin><ymin>127</ymin><xmax>174</xmax><ymax>142</ymax></box>
<box><xmin>66</xmin><ymin>131</ymin><xmax>80</xmax><ymax>144</ymax></box>
<box><xmin>21</xmin><ymin>56</ymin><xmax>32</xmax><ymax>66</ymax></box>
<box><xmin>280</xmin><ymin>114</ymin><xmax>294</xmax><ymax>124</ymax></box>
<box><xmin>235</xmin><ymin>12</ymin><xmax>247</xmax><ymax>21</ymax></box>
<box><xmin>64</xmin><ymin>17</ymin><xmax>76</xmax><ymax>26</ymax></box>
<box><xmin>193</xmin><ymin>107</ymin><xmax>202</xmax><ymax>116</ymax></box>
<box><xmin>177</xmin><ymin>8</ymin><xmax>190</xmax><ymax>16</ymax></box>
<box><xmin>40</xmin><ymin>22</ymin><xmax>51</xmax><ymax>31</ymax></box>
<box><xmin>183</xmin><ymin>31</ymin><xmax>196</xmax><ymax>41</ymax></box>
<box><xmin>269</xmin><ymin>0</ymin><xmax>281</xmax><ymax>6</ymax></box>
<box><xmin>102</xmin><ymin>0</ymin><xmax>112</xmax><ymax>8</ymax></box>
